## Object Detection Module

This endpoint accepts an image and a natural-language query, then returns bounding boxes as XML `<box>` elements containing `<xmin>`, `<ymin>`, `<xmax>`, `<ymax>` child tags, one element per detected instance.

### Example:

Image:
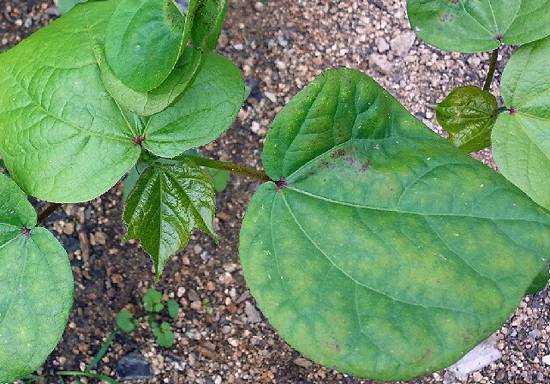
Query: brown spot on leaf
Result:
<box><xmin>357</xmin><ymin>161</ymin><xmax>373</xmax><ymax>173</ymax></box>
<box><xmin>331</xmin><ymin>149</ymin><xmax>348</xmax><ymax>159</ymax></box>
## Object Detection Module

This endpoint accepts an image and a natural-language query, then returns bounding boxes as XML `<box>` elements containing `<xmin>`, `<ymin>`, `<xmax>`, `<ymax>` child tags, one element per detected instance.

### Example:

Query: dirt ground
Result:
<box><xmin>2</xmin><ymin>0</ymin><xmax>550</xmax><ymax>384</ymax></box>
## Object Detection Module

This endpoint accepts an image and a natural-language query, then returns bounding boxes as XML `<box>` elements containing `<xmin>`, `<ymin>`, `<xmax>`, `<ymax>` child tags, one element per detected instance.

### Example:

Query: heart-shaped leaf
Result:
<box><xmin>0</xmin><ymin>1</ymin><xmax>241</xmax><ymax>203</ymax></box>
<box><xmin>0</xmin><ymin>173</ymin><xmax>73</xmax><ymax>383</ymax></box>
<box><xmin>124</xmin><ymin>159</ymin><xmax>216</xmax><ymax>280</ymax></box>
<box><xmin>239</xmin><ymin>69</ymin><xmax>550</xmax><ymax>380</ymax></box>
<box><xmin>408</xmin><ymin>0</ymin><xmax>550</xmax><ymax>52</ymax></box>
<box><xmin>492</xmin><ymin>35</ymin><xmax>550</xmax><ymax>210</ymax></box>
<box><xmin>432</xmin><ymin>86</ymin><xmax>498</xmax><ymax>152</ymax></box>
<box><xmin>0</xmin><ymin>0</ymin><xmax>140</xmax><ymax>202</ymax></box>
<box><xmin>525</xmin><ymin>264</ymin><xmax>549</xmax><ymax>295</ymax></box>
<box><xmin>141</xmin><ymin>52</ymin><xmax>245</xmax><ymax>158</ymax></box>
<box><xmin>104</xmin><ymin>0</ymin><xmax>187</xmax><ymax>92</ymax></box>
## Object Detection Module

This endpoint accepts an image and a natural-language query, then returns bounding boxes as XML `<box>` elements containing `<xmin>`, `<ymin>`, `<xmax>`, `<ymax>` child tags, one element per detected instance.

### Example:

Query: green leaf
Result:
<box><xmin>160</xmin><ymin>321</ymin><xmax>170</xmax><ymax>332</ymax></box>
<box><xmin>189</xmin><ymin>0</ymin><xmax>228</xmax><ymax>51</ymax></box>
<box><xmin>104</xmin><ymin>0</ymin><xmax>186</xmax><ymax>92</ymax></box>
<box><xmin>57</xmin><ymin>0</ymin><xmax>88</xmax><ymax>14</ymax></box>
<box><xmin>492</xmin><ymin>35</ymin><xmax>550</xmax><ymax>210</ymax></box>
<box><xmin>143</xmin><ymin>288</ymin><xmax>162</xmax><ymax>312</ymax></box>
<box><xmin>167</xmin><ymin>299</ymin><xmax>179</xmax><ymax>318</ymax></box>
<box><xmin>408</xmin><ymin>0</ymin><xmax>550</xmax><ymax>53</ymax></box>
<box><xmin>155</xmin><ymin>328</ymin><xmax>175</xmax><ymax>347</ymax></box>
<box><xmin>0</xmin><ymin>0</ymin><xmax>141</xmax><ymax>202</ymax></box>
<box><xmin>116</xmin><ymin>311</ymin><xmax>136</xmax><ymax>332</ymax></box>
<box><xmin>100</xmin><ymin>46</ymin><xmax>204</xmax><ymax>116</ymax></box>
<box><xmin>208</xmin><ymin>168</ymin><xmax>231</xmax><ymax>192</ymax></box>
<box><xmin>239</xmin><ymin>69</ymin><xmax>550</xmax><ymax>380</ymax></box>
<box><xmin>0</xmin><ymin>173</ymin><xmax>73</xmax><ymax>383</ymax></box>
<box><xmin>525</xmin><ymin>264</ymin><xmax>548</xmax><ymax>295</ymax></box>
<box><xmin>124</xmin><ymin>160</ymin><xmax>217</xmax><ymax>279</ymax></box>
<box><xmin>142</xmin><ymin>52</ymin><xmax>245</xmax><ymax>158</ymax></box>
<box><xmin>432</xmin><ymin>86</ymin><xmax>498</xmax><ymax>152</ymax></box>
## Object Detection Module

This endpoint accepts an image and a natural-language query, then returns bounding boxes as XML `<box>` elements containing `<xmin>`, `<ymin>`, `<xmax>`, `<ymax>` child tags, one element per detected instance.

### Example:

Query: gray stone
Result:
<box><xmin>116</xmin><ymin>353</ymin><xmax>154</xmax><ymax>380</ymax></box>
<box><xmin>390</xmin><ymin>31</ymin><xmax>416</xmax><ymax>57</ymax></box>
<box><xmin>244</xmin><ymin>301</ymin><xmax>262</xmax><ymax>323</ymax></box>
<box><xmin>446</xmin><ymin>337</ymin><xmax>501</xmax><ymax>379</ymax></box>
<box><xmin>369</xmin><ymin>54</ymin><xmax>393</xmax><ymax>74</ymax></box>
<box><xmin>376</xmin><ymin>37</ymin><xmax>390</xmax><ymax>53</ymax></box>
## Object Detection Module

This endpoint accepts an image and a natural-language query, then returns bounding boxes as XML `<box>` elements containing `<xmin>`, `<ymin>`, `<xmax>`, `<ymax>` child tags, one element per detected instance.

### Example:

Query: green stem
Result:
<box><xmin>483</xmin><ymin>48</ymin><xmax>499</xmax><ymax>92</ymax></box>
<box><xmin>85</xmin><ymin>329</ymin><xmax>118</xmax><ymax>373</ymax></box>
<box><xmin>37</xmin><ymin>203</ymin><xmax>62</xmax><ymax>226</ymax></box>
<box><xmin>177</xmin><ymin>155</ymin><xmax>272</xmax><ymax>183</ymax></box>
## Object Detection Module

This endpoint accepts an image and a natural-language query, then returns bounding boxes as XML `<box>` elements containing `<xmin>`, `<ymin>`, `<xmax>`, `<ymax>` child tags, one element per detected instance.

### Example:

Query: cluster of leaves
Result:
<box><xmin>1</xmin><ymin>0</ymin><xmax>550</xmax><ymax>382</ymax></box>
<box><xmin>0</xmin><ymin>0</ymin><xmax>240</xmax><ymax>381</ymax></box>
<box><xmin>117</xmin><ymin>288</ymin><xmax>180</xmax><ymax>348</ymax></box>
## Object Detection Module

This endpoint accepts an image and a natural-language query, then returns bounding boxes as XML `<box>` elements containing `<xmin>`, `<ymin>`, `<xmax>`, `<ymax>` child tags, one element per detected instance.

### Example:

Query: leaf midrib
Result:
<box><xmin>284</xmin><ymin>185</ymin><xmax>549</xmax><ymax>224</ymax></box>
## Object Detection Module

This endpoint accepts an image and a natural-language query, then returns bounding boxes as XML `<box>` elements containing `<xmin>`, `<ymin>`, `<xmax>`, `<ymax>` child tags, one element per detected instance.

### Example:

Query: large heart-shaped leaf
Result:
<box><xmin>104</xmin><ymin>0</ymin><xmax>187</xmax><ymax>92</ymax></box>
<box><xmin>0</xmin><ymin>0</ymin><xmax>242</xmax><ymax>203</ymax></box>
<box><xmin>432</xmin><ymin>86</ymin><xmax>498</xmax><ymax>152</ymax></box>
<box><xmin>0</xmin><ymin>0</ymin><xmax>140</xmax><ymax>202</ymax></box>
<box><xmin>239</xmin><ymin>69</ymin><xmax>550</xmax><ymax>380</ymax></box>
<box><xmin>123</xmin><ymin>159</ymin><xmax>216</xmax><ymax>280</ymax></box>
<box><xmin>408</xmin><ymin>0</ymin><xmax>550</xmax><ymax>52</ymax></box>
<box><xmin>492</xmin><ymin>36</ymin><xmax>550</xmax><ymax>211</ymax></box>
<box><xmin>0</xmin><ymin>173</ymin><xmax>73</xmax><ymax>382</ymax></box>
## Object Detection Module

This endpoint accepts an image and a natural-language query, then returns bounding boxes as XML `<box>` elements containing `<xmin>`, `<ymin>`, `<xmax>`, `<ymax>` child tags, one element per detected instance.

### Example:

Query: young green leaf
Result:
<box><xmin>432</xmin><ymin>86</ymin><xmax>498</xmax><ymax>152</ymax></box>
<box><xmin>124</xmin><ymin>160</ymin><xmax>217</xmax><ymax>280</ymax></box>
<box><xmin>188</xmin><ymin>0</ymin><xmax>228</xmax><ymax>52</ymax></box>
<box><xmin>143</xmin><ymin>288</ymin><xmax>163</xmax><ymax>312</ymax></box>
<box><xmin>100</xmin><ymin>46</ymin><xmax>204</xmax><ymax>116</ymax></box>
<box><xmin>408</xmin><ymin>0</ymin><xmax>550</xmax><ymax>52</ymax></box>
<box><xmin>492</xmin><ymin>35</ymin><xmax>550</xmax><ymax>211</ymax></box>
<box><xmin>155</xmin><ymin>328</ymin><xmax>175</xmax><ymax>348</ymax></box>
<box><xmin>0</xmin><ymin>0</ymin><xmax>141</xmax><ymax>203</ymax></box>
<box><xmin>142</xmin><ymin>52</ymin><xmax>245</xmax><ymax>158</ymax></box>
<box><xmin>104</xmin><ymin>0</ymin><xmax>186</xmax><ymax>92</ymax></box>
<box><xmin>167</xmin><ymin>299</ymin><xmax>180</xmax><ymax>318</ymax></box>
<box><xmin>116</xmin><ymin>310</ymin><xmax>136</xmax><ymax>332</ymax></box>
<box><xmin>0</xmin><ymin>173</ymin><xmax>73</xmax><ymax>383</ymax></box>
<box><xmin>239</xmin><ymin>69</ymin><xmax>550</xmax><ymax>381</ymax></box>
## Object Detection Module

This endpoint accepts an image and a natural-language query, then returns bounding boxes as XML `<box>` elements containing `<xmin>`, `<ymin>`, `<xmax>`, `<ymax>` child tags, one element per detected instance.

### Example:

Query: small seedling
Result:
<box><xmin>116</xmin><ymin>310</ymin><xmax>139</xmax><ymax>333</ymax></box>
<box><xmin>143</xmin><ymin>288</ymin><xmax>164</xmax><ymax>313</ymax></box>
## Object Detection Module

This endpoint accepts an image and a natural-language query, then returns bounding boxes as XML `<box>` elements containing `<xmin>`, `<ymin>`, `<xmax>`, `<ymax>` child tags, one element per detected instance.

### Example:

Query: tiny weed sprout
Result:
<box><xmin>1</xmin><ymin>0</ymin><xmax>550</xmax><ymax>382</ymax></box>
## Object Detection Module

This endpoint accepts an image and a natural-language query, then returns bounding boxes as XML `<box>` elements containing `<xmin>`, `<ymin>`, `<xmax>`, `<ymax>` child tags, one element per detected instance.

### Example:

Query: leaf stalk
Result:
<box><xmin>483</xmin><ymin>48</ymin><xmax>499</xmax><ymax>92</ymax></box>
<box><xmin>37</xmin><ymin>202</ymin><xmax>62</xmax><ymax>226</ymax></box>
<box><xmin>177</xmin><ymin>155</ymin><xmax>272</xmax><ymax>183</ymax></box>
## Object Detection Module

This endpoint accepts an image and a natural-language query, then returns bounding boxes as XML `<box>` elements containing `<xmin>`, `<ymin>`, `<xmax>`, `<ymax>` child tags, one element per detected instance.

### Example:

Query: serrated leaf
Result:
<box><xmin>189</xmin><ymin>0</ymin><xmax>228</xmax><ymax>52</ymax></box>
<box><xmin>124</xmin><ymin>160</ymin><xmax>216</xmax><ymax>279</ymax></box>
<box><xmin>408</xmin><ymin>0</ymin><xmax>550</xmax><ymax>53</ymax></box>
<box><xmin>433</xmin><ymin>86</ymin><xmax>497</xmax><ymax>152</ymax></box>
<box><xmin>142</xmin><ymin>52</ymin><xmax>244</xmax><ymax>158</ymax></box>
<box><xmin>0</xmin><ymin>1</ymin><xmax>141</xmax><ymax>202</ymax></box>
<box><xmin>104</xmin><ymin>0</ymin><xmax>186</xmax><ymax>92</ymax></box>
<box><xmin>239</xmin><ymin>69</ymin><xmax>550</xmax><ymax>380</ymax></box>
<box><xmin>0</xmin><ymin>173</ymin><xmax>73</xmax><ymax>383</ymax></box>
<box><xmin>492</xmin><ymin>35</ymin><xmax>550</xmax><ymax>210</ymax></box>
<box><xmin>100</xmin><ymin>46</ymin><xmax>204</xmax><ymax>116</ymax></box>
